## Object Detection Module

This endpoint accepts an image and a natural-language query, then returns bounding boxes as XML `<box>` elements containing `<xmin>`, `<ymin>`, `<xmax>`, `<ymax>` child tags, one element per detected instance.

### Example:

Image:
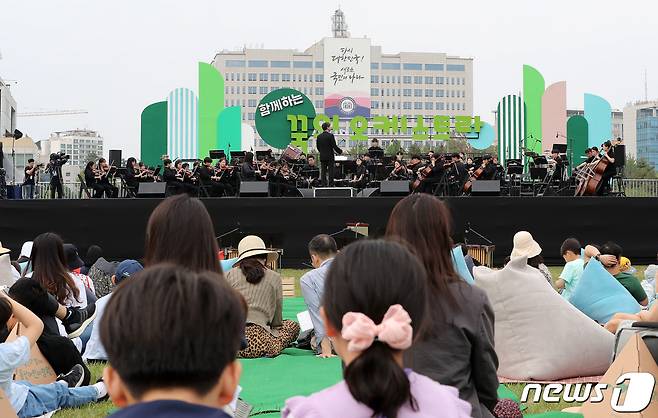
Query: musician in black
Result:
<box><xmin>447</xmin><ymin>153</ymin><xmax>468</xmax><ymax>195</ymax></box>
<box><xmin>241</xmin><ymin>152</ymin><xmax>256</xmax><ymax>181</ymax></box>
<box><xmin>23</xmin><ymin>159</ymin><xmax>38</xmax><ymax>199</ymax></box>
<box><xmin>216</xmin><ymin>158</ymin><xmax>236</xmax><ymax>196</ymax></box>
<box><xmin>97</xmin><ymin>158</ymin><xmax>119</xmax><ymax>198</ymax></box>
<box><xmin>271</xmin><ymin>162</ymin><xmax>298</xmax><ymax>197</ymax></box>
<box><xmin>349</xmin><ymin>156</ymin><xmax>369</xmax><ymax>189</ymax></box>
<box><xmin>387</xmin><ymin>160</ymin><xmax>410</xmax><ymax>180</ymax></box>
<box><xmin>124</xmin><ymin>157</ymin><xmax>141</xmax><ymax>191</ymax></box>
<box><xmin>316</xmin><ymin>122</ymin><xmax>342</xmax><ymax>186</ymax></box>
<box><xmin>301</xmin><ymin>155</ymin><xmax>320</xmax><ymax>187</ymax></box>
<box><xmin>84</xmin><ymin>161</ymin><xmax>101</xmax><ymax>198</ymax></box>
<box><xmin>367</xmin><ymin>138</ymin><xmax>383</xmax><ymax>158</ymax></box>
<box><xmin>407</xmin><ymin>155</ymin><xmax>423</xmax><ymax>175</ymax></box>
<box><xmin>597</xmin><ymin>141</ymin><xmax>617</xmax><ymax>196</ymax></box>
<box><xmin>479</xmin><ymin>155</ymin><xmax>497</xmax><ymax>180</ymax></box>
<box><xmin>162</xmin><ymin>159</ymin><xmax>184</xmax><ymax>195</ymax></box>
<box><xmin>417</xmin><ymin>155</ymin><xmax>447</xmax><ymax>195</ymax></box>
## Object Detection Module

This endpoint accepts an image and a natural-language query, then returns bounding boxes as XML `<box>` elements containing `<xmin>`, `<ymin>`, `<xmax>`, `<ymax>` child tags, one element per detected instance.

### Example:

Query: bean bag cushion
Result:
<box><xmin>474</xmin><ymin>256</ymin><xmax>614</xmax><ymax>380</ymax></box>
<box><xmin>569</xmin><ymin>259</ymin><xmax>642</xmax><ymax>323</ymax></box>
<box><xmin>452</xmin><ymin>246</ymin><xmax>474</xmax><ymax>284</ymax></box>
<box><xmin>221</xmin><ymin>257</ymin><xmax>238</xmax><ymax>272</ymax></box>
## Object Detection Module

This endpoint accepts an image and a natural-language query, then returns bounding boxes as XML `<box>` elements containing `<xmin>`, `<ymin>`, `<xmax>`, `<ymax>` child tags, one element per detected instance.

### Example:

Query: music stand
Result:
<box><xmin>368</xmin><ymin>149</ymin><xmax>384</xmax><ymax>160</ymax></box>
<box><xmin>209</xmin><ymin>150</ymin><xmax>226</xmax><ymax>160</ymax></box>
<box><xmin>551</xmin><ymin>144</ymin><xmax>567</xmax><ymax>154</ymax></box>
<box><xmin>505</xmin><ymin>159</ymin><xmax>523</xmax><ymax>176</ymax></box>
<box><xmin>152</xmin><ymin>166</ymin><xmax>162</xmax><ymax>177</ymax></box>
<box><xmin>230</xmin><ymin>151</ymin><xmax>247</xmax><ymax>165</ymax></box>
<box><xmin>255</xmin><ymin>151</ymin><xmax>271</xmax><ymax>161</ymax></box>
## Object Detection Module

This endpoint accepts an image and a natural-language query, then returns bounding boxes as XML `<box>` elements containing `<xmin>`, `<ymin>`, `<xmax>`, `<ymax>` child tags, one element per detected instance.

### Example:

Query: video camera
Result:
<box><xmin>50</xmin><ymin>152</ymin><xmax>70</xmax><ymax>166</ymax></box>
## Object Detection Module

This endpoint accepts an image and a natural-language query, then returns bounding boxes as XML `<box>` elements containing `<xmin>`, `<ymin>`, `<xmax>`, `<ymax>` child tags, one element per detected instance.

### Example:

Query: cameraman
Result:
<box><xmin>46</xmin><ymin>152</ymin><xmax>69</xmax><ymax>199</ymax></box>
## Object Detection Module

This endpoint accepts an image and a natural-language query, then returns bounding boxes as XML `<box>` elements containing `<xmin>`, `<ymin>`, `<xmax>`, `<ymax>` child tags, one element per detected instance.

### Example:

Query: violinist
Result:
<box><xmin>301</xmin><ymin>155</ymin><xmax>320</xmax><ymax>187</ymax></box>
<box><xmin>84</xmin><ymin>161</ymin><xmax>102</xmax><ymax>198</ymax></box>
<box><xmin>387</xmin><ymin>160</ymin><xmax>410</xmax><ymax>181</ymax></box>
<box><xmin>479</xmin><ymin>155</ymin><xmax>497</xmax><ymax>181</ymax></box>
<box><xmin>273</xmin><ymin>161</ymin><xmax>298</xmax><ymax>197</ymax></box>
<box><xmin>597</xmin><ymin>140</ymin><xmax>617</xmax><ymax>196</ymax></box>
<box><xmin>349</xmin><ymin>156</ymin><xmax>369</xmax><ymax>189</ymax></box>
<box><xmin>162</xmin><ymin>159</ymin><xmax>184</xmax><ymax>195</ymax></box>
<box><xmin>124</xmin><ymin>157</ymin><xmax>141</xmax><ymax>190</ymax></box>
<box><xmin>216</xmin><ymin>158</ymin><xmax>236</xmax><ymax>196</ymax></box>
<box><xmin>241</xmin><ymin>152</ymin><xmax>256</xmax><ymax>181</ymax></box>
<box><xmin>97</xmin><ymin>158</ymin><xmax>119</xmax><ymax>198</ymax></box>
<box><xmin>198</xmin><ymin>157</ymin><xmax>231</xmax><ymax>197</ymax></box>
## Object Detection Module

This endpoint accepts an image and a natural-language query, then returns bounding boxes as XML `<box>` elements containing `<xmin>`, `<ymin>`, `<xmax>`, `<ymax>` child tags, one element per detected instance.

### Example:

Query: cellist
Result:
<box><xmin>597</xmin><ymin>140</ymin><xmax>617</xmax><ymax>196</ymax></box>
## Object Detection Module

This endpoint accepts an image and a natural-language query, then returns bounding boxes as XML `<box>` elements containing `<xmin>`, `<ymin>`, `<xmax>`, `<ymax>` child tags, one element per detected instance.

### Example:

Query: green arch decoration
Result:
<box><xmin>140</xmin><ymin>101</ymin><xmax>168</xmax><ymax>167</ymax></box>
<box><xmin>217</xmin><ymin>106</ymin><xmax>242</xmax><ymax>153</ymax></box>
<box><xmin>567</xmin><ymin>115</ymin><xmax>589</xmax><ymax>170</ymax></box>
<box><xmin>198</xmin><ymin>63</ymin><xmax>225</xmax><ymax>159</ymax></box>
<box><xmin>523</xmin><ymin>65</ymin><xmax>545</xmax><ymax>154</ymax></box>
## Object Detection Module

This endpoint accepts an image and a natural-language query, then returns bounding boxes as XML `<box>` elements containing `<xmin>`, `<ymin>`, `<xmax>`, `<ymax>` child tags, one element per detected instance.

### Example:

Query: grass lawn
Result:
<box><xmin>56</xmin><ymin>264</ymin><xmax>649</xmax><ymax>416</ymax></box>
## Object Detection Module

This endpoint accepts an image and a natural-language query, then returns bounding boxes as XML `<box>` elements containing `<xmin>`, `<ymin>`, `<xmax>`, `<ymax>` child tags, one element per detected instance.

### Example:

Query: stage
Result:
<box><xmin>1</xmin><ymin>197</ymin><xmax>657</xmax><ymax>267</ymax></box>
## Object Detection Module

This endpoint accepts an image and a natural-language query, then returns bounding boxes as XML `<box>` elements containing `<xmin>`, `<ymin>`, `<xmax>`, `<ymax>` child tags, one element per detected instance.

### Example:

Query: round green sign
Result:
<box><xmin>255</xmin><ymin>88</ymin><xmax>316</xmax><ymax>149</ymax></box>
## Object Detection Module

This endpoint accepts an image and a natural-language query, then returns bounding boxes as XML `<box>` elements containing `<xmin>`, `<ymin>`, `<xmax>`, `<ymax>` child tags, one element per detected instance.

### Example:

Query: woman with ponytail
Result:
<box><xmin>283</xmin><ymin>240</ymin><xmax>470</xmax><ymax>418</ymax></box>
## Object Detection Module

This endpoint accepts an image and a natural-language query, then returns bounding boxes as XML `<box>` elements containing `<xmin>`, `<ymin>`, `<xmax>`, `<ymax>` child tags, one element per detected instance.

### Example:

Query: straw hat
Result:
<box><xmin>235</xmin><ymin>235</ymin><xmax>278</xmax><ymax>265</ymax></box>
<box><xmin>510</xmin><ymin>231</ymin><xmax>542</xmax><ymax>260</ymax></box>
<box><xmin>0</xmin><ymin>242</ymin><xmax>10</xmax><ymax>256</ymax></box>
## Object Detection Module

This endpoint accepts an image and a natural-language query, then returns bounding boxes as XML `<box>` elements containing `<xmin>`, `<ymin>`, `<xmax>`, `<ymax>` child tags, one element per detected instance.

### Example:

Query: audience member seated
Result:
<box><xmin>144</xmin><ymin>194</ymin><xmax>222</xmax><ymax>273</ymax></box>
<box><xmin>100</xmin><ymin>265</ymin><xmax>244</xmax><ymax>418</ymax></box>
<box><xmin>554</xmin><ymin>238</ymin><xmax>584</xmax><ymax>301</ymax></box>
<box><xmin>283</xmin><ymin>240</ymin><xmax>471</xmax><ymax>418</ymax></box>
<box><xmin>0</xmin><ymin>292</ymin><xmax>106</xmax><ymax>417</ymax></box>
<box><xmin>641</xmin><ymin>264</ymin><xmax>657</xmax><ymax>305</ymax></box>
<box><xmin>597</xmin><ymin>242</ymin><xmax>648</xmax><ymax>306</ymax></box>
<box><xmin>0</xmin><ymin>242</ymin><xmax>19</xmax><ymax>286</ymax></box>
<box><xmin>605</xmin><ymin>301</ymin><xmax>658</xmax><ymax>334</ymax></box>
<box><xmin>88</xmin><ymin>254</ymin><xmax>119</xmax><ymax>299</ymax></box>
<box><xmin>17</xmin><ymin>241</ymin><xmax>32</xmax><ymax>276</ymax></box>
<box><xmin>84</xmin><ymin>260</ymin><xmax>143</xmax><ymax>362</ymax></box>
<box><xmin>226</xmin><ymin>235</ymin><xmax>300</xmax><ymax>358</ymax></box>
<box><xmin>386</xmin><ymin>194</ymin><xmax>499</xmax><ymax>418</ymax></box>
<box><xmin>8</xmin><ymin>278</ymin><xmax>96</xmax><ymax>386</ymax></box>
<box><xmin>300</xmin><ymin>234</ymin><xmax>337</xmax><ymax>358</ymax></box>
<box><xmin>63</xmin><ymin>243</ymin><xmax>96</xmax><ymax>303</ymax></box>
<box><xmin>510</xmin><ymin>231</ymin><xmax>552</xmax><ymax>284</ymax></box>
<box><xmin>81</xmin><ymin>245</ymin><xmax>103</xmax><ymax>275</ymax></box>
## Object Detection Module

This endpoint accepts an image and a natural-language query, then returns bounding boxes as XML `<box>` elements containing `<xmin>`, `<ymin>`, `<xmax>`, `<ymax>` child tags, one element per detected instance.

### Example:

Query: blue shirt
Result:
<box><xmin>0</xmin><ymin>336</ymin><xmax>31</xmax><ymax>412</ymax></box>
<box><xmin>109</xmin><ymin>400</ymin><xmax>232</xmax><ymax>418</ymax></box>
<box><xmin>299</xmin><ymin>258</ymin><xmax>333</xmax><ymax>350</ymax></box>
<box><xmin>560</xmin><ymin>258</ymin><xmax>584</xmax><ymax>301</ymax></box>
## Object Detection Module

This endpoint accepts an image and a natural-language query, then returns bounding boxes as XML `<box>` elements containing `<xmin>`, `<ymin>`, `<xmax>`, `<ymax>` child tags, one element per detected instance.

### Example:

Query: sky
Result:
<box><xmin>1</xmin><ymin>0</ymin><xmax>656</xmax><ymax>157</ymax></box>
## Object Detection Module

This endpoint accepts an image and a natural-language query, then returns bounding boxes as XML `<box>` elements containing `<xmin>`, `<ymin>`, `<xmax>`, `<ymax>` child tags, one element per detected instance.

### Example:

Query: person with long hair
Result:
<box><xmin>144</xmin><ymin>194</ymin><xmax>221</xmax><ymax>273</ymax></box>
<box><xmin>386</xmin><ymin>194</ymin><xmax>499</xmax><ymax>418</ymax></box>
<box><xmin>226</xmin><ymin>235</ymin><xmax>299</xmax><ymax>358</ymax></box>
<box><xmin>26</xmin><ymin>233</ymin><xmax>87</xmax><ymax>309</ymax></box>
<box><xmin>283</xmin><ymin>240</ymin><xmax>470</xmax><ymax>418</ymax></box>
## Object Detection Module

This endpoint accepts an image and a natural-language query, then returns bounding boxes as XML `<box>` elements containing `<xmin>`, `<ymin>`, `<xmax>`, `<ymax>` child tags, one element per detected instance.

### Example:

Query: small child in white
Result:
<box><xmin>0</xmin><ymin>292</ymin><xmax>106</xmax><ymax>417</ymax></box>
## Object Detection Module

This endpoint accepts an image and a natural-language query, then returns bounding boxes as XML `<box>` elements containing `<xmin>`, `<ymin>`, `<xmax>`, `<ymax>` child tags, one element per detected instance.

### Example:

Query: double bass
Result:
<box><xmin>574</xmin><ymin>154</ymin><xmax>611</xmax><ymax>196</ymax></box>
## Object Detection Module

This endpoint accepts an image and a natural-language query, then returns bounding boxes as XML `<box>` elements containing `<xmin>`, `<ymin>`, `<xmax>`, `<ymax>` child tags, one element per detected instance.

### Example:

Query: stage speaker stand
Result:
<box><xmin>137</xmin><ymin>182</ymin><xmax>167</xmax><ymax>198</ymax></box>
<box><xmin>356</xmin><ymin>187</ymin><xmax>379</xmax><ymax>197</ymax></box>
<box><xmin>314</xmin><ymin>187</ymin><xmax>354</xmax><ymax>197</ymax></box>
<box><xmin>471</xmin><ymin>180</ymin><xmax>501</xmax><ymax>196</ymax></box>
<box><xmin>380</xmin><ymin>181</ymin><xmax>410</xmax><ymax>196</ymax></box>
<box><xmin>239</xmin><ymin>182</ymin><xmax>269</xmax><ymax>197</ymax></box>
<box><xmin>109</xmin><ymin>150</ymin><xmax>123</xmax><ymax>166</ymax></box>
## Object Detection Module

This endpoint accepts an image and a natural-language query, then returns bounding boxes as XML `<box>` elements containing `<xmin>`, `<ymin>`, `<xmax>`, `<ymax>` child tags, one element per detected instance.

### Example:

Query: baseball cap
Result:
<box><xmin>115</xmin><ymin>260</ymin><xmax>144</xmax><ymax>284</ymax></box>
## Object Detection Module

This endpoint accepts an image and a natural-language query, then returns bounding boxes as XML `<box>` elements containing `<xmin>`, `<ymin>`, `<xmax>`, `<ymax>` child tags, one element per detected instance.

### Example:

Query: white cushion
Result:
<box><xmin>474</xmin><ymin>256</ymin><xmax>614</xmax><ymax>380</ymax></box>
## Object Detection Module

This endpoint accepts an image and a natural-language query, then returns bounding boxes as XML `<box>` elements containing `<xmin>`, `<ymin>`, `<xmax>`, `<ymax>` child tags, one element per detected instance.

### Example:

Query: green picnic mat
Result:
<box><xmin>281</xmin><ymin>297</ymin><xmax>306</xmax><ymax>321</ymax></box>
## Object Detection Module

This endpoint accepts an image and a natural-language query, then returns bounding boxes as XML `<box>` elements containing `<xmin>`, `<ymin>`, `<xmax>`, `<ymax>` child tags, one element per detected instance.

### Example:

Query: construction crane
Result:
<box><xmin>17</xmin><ymin>109</ymin><xmax>88</xmax><ymax>117</ymax></box>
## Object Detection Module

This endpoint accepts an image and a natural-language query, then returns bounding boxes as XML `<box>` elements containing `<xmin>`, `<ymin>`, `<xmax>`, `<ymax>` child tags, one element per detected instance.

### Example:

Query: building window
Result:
<box><xmin>315</xmin><ymin>87</ymin><xmax>324</xmax><ymax>95</ymax></box>
<box><xmin>403</xmin><ymin>63</ymin><xmax>422</xmax><ymax>70</ymax></box>
<box><xmin>425</xmin><ymin>63</ymin><xmax>444</xmax><ymax>71</ymax></box>
<box><xmin>414</xmin><ymin>89</ymin><xmax>422</xmax><ymax>97</ymax></box>
<box><xmin>371</xmin><ymin>88</ymin><xmax>380</xmax><ymax>96</ymax></box>
<box><xmin>259</xmin><ymin>86</ymin><xmax>268</xmax><ymax>94</ymax></box>
<box><xmin>248</xmin><ymin>112</ymin><xmax>255</xmax><ymax>120</ymax></box>
<box><xmin>425</xmin><ymin>102</ymin><xmax>434</xmax><ymax>110</ymax></box>
<box><xmin>315</xmin><ymin>74</ymin><xmax>323</xmax><ymax>82</ymax></box>
<box><xmin>403</xmin><ymin>102</ymin><xmax>412</xmax><ymax>110</ymax></box>
<box><xmin>447</xmin><ymin>64</ymin><xmax>465</xmax><ymax>71</ymax></box>
<box><xmin>271</xmin><ymin>60</ymin><xmax>290</xmax><ymax>68</ymax></box>
<box><xmin>425</xmin><ymin>89</ymin><xmax>434</xmax><ymax>97</ymax></box>
<box><xmin>293</xmin><ymin>61</ymin><xmax>313</xmax><ymax>68</ymax></box>
<box><xmin>413</xmin><ymin>76</ymin><xmax>422</xmax><ymax>84</ymax></box>
<box><xmin>372</xmin><ymin>100</ymin><xmax>379</xmax><ymax>109</ymax></box>
<box><xmin>259</xmin><ymin>73</ymin><xmax>268</xmax><ymax>81</ymax></box>
<box><xmin>371</xmin><ymin>62</ymin><xmax>380</xmax><ymax>70</ymax></box>
<box><xmin>436</xmin><ymin>90</ymin><xmax>444</xmax><ymax>97</ymax></box>
<box><xmin>414</xmin><ymin>102</ymin><xmax>422</xmax><ymax>110</ymax></box>
<box><xmin>236</xmin><ymin>73</ymin><xmax>241</xmax><ymax>81</ymax></box>
<box><xmin>271</xmin><ymin>73</ymin><xmax>280</xmax><ymax>81</ymax></box>
<box><xmin>225</xmin><ymin>60</ymin><xmax>246</xmax><ymax>67</ymax></box>
<box><xmin>248</xmin><ymin>86</ymin><xmax>257</xmax><ymax>94</ymax></box>
<box><xmin>462</xmin><ymin>77</ymin><xmax>466</xmax><ymax>84</ymax></box>
<box><xmin>371</xmin><ymin>75</ymin><xmax>379</xmax><ymax>83</ymax></box>
<box><xmin>403</xmin><ymin>89</ymin><xmax>411</xmax><ymax>97</ymax></box>
<box><xmin>425</xmin><ymin>77</ymin><xmax>433</xmax><ymax>84</ymax></box>
<box><xmin>315</xmin><ymin>100</ymin><xmax>324</xmax><ymax>108</ymax></box>
<box><xmin>315</xmin><ymin>61</ymin><xmax>323</xmax><ymax>68</ymax></box>
<box><xmin>248</xmin><ymin>60</ymin><xmax>268</xmax><ymax>68</ymax></box>
<box><xmin>451</xmin><ymin>90</ymin><xmax>455</xmax><ymax>98</ymax></box>
<box><xmin>403</xmin><ymin>76</ymin><xmax>412</xmax><ymax>84</ymax></box>
<box><xmin>437</xmin><ymin>102</ymin><xmax>444</xmax><ymax>111</ymax></box>
<box><xmin>282</xmin><ymin>74</ymin><xmax>291</xmax><ymax>82</ymax></box>
<box><xmin>381</xmin><ymin>63</ymin><xmax>401</xmax><ymax>70</ymax></box>
<box><xmin>451</xmin><ymin>103</ymin><xmax>455</xmax><ymax>111</ymax></box>
<box><xmin>248</xmin><ymin>73</ymin><xmax>257</xmax><ymax>81</ymax></box>
<box><xmin>436</xmin><ymin>77</ymin><xmax>444</xmax><ymax>84</ymax></box>
<box><xmin>248</xmin><ymin>99</ymin><xmax>257</xmax><ymax>107</ymax></box>
<box><xmin>462</xmin><ymin>90</ymin><xmax>466</xmax><ymax>98</ymax></box>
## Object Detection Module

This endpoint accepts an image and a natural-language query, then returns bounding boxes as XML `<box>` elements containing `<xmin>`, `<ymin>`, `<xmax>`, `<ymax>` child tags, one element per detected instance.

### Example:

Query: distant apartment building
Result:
<box><xmin>211</xmin><ymin>9</ymin><xmax>473</xmax><ymax>151</ymax></box>
<box><xmin>39</xmin><ymin>129</ymin><xmax>104</xmax><ymax>181</ymax></box>
<box><xmin>566</xmin><ymin>109</ymin><xmax>624</xmax><ymax>142</ymax></box>
<box><xmin>623</xmin><ymin>100</ymin><xmax>658</xmax><ymax>160</ymax></box>
<box><xmin>0</xmin><ymin>76</ymin><xmax>17</xmax><ymax>137</ymax></box>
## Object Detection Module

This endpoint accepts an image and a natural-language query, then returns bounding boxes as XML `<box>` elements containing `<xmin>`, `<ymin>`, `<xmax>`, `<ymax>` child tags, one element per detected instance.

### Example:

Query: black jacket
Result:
<box><xmin>404</xmin><ymin>281</ymin><xmax>499</xmax><ymax>418</ymax></box>
<box><xmin>316</xmin><ymin>131</ymin><xmax>342</xmax><ymax>162</ymax></box>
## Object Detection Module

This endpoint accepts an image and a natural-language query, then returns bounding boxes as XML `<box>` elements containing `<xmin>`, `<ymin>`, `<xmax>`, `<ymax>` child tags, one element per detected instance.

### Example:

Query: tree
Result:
<box><xmin>385</xmin><ymin>140</ymin><xmax>402</xmax><ymax>156</ymax></box>
<box><xmin>624</xmin><ymin>157</ymin><xmax>658</xmax><ymax>179</ymax></box>
<box><xmin>346</xmin><ymin>142</ymin><xmax>367</xmax><ymax>156</ymax></box>
<box><xmin>84</xmin><ymin>151</ymin><xmax>100</xmax><ymax>164</ymax></box>
<box><xmin>408</xmin><ymin>143</ymin><xmax>423</xmax><ymax>157</ymax></box>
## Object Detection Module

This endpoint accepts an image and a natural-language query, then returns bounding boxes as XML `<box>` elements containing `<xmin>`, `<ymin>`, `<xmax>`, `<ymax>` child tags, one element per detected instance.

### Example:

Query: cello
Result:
<box><xmin>463</xmin><ymin>165</ymin><xmax>485</xmax><ymax>194</ymax></box>
<box><xmin>411</xmin><ymin>164</ymin><xmax>433</xmax><ymax>191</ymax></box>
<box><xmin>575</xmin><ymin>154</ymin><xmax>611</xmax><ymax>196</ymax></box>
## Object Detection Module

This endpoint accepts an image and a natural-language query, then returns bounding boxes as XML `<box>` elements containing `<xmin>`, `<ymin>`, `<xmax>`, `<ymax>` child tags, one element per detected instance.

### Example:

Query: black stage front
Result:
<box><xmin>1</xmin><ymin>197</ymin><xmax>656</xmax><ymax>267</ymax></box>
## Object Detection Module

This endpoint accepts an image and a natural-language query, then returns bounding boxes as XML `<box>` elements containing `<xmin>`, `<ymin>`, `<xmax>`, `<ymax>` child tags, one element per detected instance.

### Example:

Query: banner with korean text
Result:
<box><xmin>323</xmin><ymin>37</ymin><xmax>371</xmax><ymax>118</ymax></box>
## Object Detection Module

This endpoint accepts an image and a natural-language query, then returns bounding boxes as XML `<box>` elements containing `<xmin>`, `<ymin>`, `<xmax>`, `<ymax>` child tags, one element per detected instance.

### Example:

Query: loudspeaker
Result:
<box><xmin>380</xmin><ymin>181</ymin><xmax>410</xmax><ymax>196</ymax></box>
<box><xmin>356</xmin><ymin>187</ymin><xmax>379</xmax><ymax>197</ymax></box>
<box><xmin>239</xmin><ymin>182</ymin><xmax>269</xmax><ymax>197</ymax></box>
<box><xmin>298</xmin><ymin>188</ymin><xmax>315</xmax><ymax>198</ymax></box>
<box><xmin>109</xmin><ymin>150</ymin><xmax>122</xmax><ymax>167</ymax></box>
<box><xmin>314</xmin><ymin>187</ymin><xmax>354</xmax><ymax>197</ymax></box>
<box><xmin>471</xmin><ymin>180</ymin><xmax>500</xmax><ymax>196</ymax></box>
<box><xmin>137</xmin><ymin>182</ymin><xmax>167</xmax><ymax>197</ymax></box>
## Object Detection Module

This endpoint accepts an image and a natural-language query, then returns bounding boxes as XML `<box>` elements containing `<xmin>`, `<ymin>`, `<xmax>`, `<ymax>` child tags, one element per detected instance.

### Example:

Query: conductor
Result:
<box><xmin>316</xmin><ymin>122</ymin><xmax>342</xmax><ymax>186</ymax></box>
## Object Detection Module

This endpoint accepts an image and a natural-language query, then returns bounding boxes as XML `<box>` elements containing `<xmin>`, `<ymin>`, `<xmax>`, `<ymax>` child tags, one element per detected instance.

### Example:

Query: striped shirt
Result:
<box><xmin>226</xmin><ymin>266</ymin><xmax>283</xmax><ymax>336</ymax></box>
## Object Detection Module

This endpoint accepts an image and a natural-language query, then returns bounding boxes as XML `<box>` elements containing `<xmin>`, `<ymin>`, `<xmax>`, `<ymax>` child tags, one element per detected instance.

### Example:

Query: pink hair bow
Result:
<box><xmin>341</xmin><ymin>304</ymin><xmax>413</xmax><ymax>352</ymax></box>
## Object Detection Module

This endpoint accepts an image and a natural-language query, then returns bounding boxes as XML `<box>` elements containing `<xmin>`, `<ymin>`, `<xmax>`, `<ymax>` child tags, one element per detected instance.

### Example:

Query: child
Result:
<box><xmin>0</xmin><ymin>292</ymin><xmax>106</xmax><ymax>418</ymax></box>
<box><xmin>555</xmin><ymin>238</ymin><xmax>584</xmax><ymax>301</ymax></box>
<box><xmin>283</xmin><ymin>240</ymin><xmax>471</xmax><ymax>418</ymax></box>
<box><xmin>100</xmin><ymin>264</ymin><xmax>245</xmax><ymax>417</ymax></box>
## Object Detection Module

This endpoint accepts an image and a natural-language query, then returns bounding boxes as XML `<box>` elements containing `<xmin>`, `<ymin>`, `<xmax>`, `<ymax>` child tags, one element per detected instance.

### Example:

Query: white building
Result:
<box><xmin>39</xmin><ymin>129</ymin><xmax>104</xmax><ymax>181</ymax></box>
<box><xmin>211</xmin><ymin>9</ymin><xmax>473</xmax><ymax>151</ymax></box>
<box><xmin>0</xmin><ymin>77</ymin><xmax>17</xmax><ymax>137</ymax></box>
